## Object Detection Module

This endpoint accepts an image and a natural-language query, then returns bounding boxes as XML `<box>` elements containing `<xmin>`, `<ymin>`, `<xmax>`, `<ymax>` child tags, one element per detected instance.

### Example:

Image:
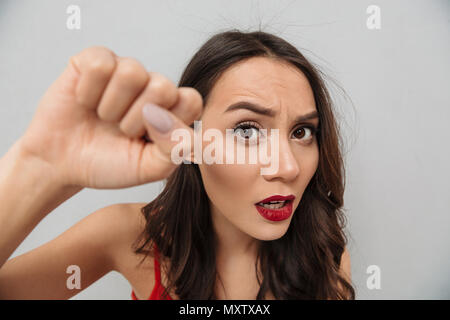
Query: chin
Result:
<box><xmin>250</xmin><ymin>222</ymin><xmax>290</xmax><ymax>241</ymax></box>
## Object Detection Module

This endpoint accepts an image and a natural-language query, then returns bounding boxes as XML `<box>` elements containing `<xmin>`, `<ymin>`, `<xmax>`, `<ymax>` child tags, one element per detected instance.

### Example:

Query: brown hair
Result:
<box><xmin>134</xmin><ymin>29</ymin><xmax>355</xmax><ymax>299</ymax></box>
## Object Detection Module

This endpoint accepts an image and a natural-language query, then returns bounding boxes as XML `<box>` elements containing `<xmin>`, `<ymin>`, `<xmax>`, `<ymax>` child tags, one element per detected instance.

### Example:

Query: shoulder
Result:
<box><xmin>95</xmin><ymin>202</ymin><xmax>160</xmax><ymax>299</ymax></box>
<box><xmin>83</xmin><ymin>202</ymin><xmax>150</xmax><ymax>270</ymax></box>
<box><xmin>339</xmin><ymin>246</ymin><xmax>351</xmax><ymax>282</ymax></box>
<box><xmin>102</xmin><ymin>202</ymin><xmax>150</xmax><ymax>262</ymax></box>
<box><xmin>99</xmin><ymin>202</ymin><xmax>147</xmax><ymax>241</ymax></box>
<box><xmin>87</xmin><ymin>202</ymin><xmax>146</xmax><ymax>244</ymax></box>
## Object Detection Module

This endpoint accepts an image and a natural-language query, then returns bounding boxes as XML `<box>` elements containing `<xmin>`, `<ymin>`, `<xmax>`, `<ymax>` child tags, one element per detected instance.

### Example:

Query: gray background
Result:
<box><xmin>0</xmin><ymin>0</ymin><xmax>449</xmax><ymax>299</ymax></box>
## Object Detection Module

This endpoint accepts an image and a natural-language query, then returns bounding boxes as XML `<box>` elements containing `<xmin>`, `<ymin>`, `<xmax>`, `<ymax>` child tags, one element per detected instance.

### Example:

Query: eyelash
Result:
<box><xmin>232</xmin><ymin>120</ymin><xmax>319</xmax><ymax>142</ymax></box>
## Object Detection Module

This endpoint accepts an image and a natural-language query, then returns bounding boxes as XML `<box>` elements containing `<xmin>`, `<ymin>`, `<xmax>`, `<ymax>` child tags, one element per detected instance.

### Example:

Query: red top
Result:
<box><xmin>131</xmin><ymin>245</ymin><xmax>173</xmax><ymax>300</ymax></box>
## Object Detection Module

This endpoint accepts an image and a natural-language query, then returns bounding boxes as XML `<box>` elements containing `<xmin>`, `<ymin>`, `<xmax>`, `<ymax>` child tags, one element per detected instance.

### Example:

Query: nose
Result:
<box><xmin>262</xmin><ymin>139</ymin><xmax>300</xmax><ymax>182</ymax></box>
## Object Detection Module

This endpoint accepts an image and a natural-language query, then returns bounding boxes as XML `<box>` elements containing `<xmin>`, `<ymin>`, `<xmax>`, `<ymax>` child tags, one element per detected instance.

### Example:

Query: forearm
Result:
<box><xmin>0</xmin><ymin>140</ymin><xmax>83</xmax><ymax>268</ymax></box>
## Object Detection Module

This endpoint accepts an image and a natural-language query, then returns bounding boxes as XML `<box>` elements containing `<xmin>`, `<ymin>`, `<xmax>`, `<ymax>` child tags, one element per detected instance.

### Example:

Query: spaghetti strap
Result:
<box><xmin>131</xmin><ymin>243</ymin><xmax>172</xmax><ymax>300</ymax></box>
<box><xmin>148</xmin><ymin>244</ymin><xmax>172</xmax><ymax>300</ymax></box>
<box><xmin>153</xmin><ymin>244</ymin><xmax>162</xmax><ymax>285</ymax></box>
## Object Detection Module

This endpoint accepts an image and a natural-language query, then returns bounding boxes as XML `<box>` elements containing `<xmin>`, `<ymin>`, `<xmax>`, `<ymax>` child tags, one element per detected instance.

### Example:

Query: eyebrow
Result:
<box><xmin>223</xmin><ymin>101</ymin><xmax>319</xmax><ymax>122</ymax></box>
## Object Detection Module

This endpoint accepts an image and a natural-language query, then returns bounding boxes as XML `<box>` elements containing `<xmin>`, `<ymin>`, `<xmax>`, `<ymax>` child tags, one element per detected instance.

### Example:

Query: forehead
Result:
<box><xmin>206</xmin><ymin>56</ymin><xmax>315</xmax><ymax>111</ymax></box>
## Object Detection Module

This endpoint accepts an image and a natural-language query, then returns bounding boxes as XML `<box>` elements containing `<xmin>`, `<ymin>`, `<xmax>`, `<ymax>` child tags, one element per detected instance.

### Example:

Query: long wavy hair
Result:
<box><xmin>133</xmin><ymin>29</ymin><xmax>355</xmax><ymax>299</ymax></box>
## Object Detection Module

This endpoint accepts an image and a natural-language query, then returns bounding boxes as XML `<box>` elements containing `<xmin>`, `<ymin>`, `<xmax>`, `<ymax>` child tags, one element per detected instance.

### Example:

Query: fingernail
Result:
<box><xmin>142</xmin><ymin>103</ymin><xmax>174</xmax><ymax>133</ymax></box>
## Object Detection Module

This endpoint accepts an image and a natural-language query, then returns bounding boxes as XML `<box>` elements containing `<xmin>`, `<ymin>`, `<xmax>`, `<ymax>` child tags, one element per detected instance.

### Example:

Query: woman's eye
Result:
<box><xmin>292</xmin><ymin>126</ymin><xmax>316</xmax><ymax>141</ymax></box>
<box><xmin>232</xmin><ymin>122</ymin><xmax>317</xmax><ymax>144</ymax></box>
<box><xmin>234</xmin><ymin>125</ymin><xmax>260</xmax><ymax>140</ymax></box>
<box><xmin>232</xmin><ymin>122</ymin><xmax>264</xmax><ymax>143</ymax></box>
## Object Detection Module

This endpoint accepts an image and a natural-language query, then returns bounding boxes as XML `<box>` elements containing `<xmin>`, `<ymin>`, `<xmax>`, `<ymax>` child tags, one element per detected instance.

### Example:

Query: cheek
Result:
<box><xmin>199</xmin><ymin>163</ymin><xmax>254</xmax><ymax>207</ymax></box>
<box><xmin>298</xmin><ymin>144</ymin><xmax>319</xmax><ymax>182</ymax></box>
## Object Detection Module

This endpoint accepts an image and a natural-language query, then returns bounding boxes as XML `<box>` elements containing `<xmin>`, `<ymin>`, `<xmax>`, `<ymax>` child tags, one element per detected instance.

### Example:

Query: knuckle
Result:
<box><xmin>83</xmin><ymin>45</ymin><xmax>111</xmax><ymax>56</ymax></box>
<box><xmin>149</xmin><ymin>73</ymin><xmax>172</xmax><ymax>90</ymax></box>
<box><xmin>79</xmin><ymin>46</ymin><xmax>116</xmax><ymax>76</ymax></box>
<box><xmin>87</xmin><ymin>56</ymin><xmax>115</xmax><ymax>76</ymax></box>
<box><xmin>149</xmin><ymin>73</ymin><xmax>178</xmax><ymax>105</ymax></box>
<box><xmin>183</xmin><ymin>88</ymin><xmax>204</xmax><ymax>119</ymax></box>
<box><xmin>115</xmin><ymin>58</ymin><xmax>149</xmax><ymax>85</ymax></box>
<box><xmin>71</xmin><ymin>46</ymin><xmax>113</xmax><ymax>68</ymax></box>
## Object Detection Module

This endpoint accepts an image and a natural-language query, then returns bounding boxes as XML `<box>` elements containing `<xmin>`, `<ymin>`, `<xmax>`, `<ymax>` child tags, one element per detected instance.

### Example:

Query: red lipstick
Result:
<box><xmin>254</xmin><ymin>194</ymin><xmax>295</xmax><ymax>221</ymax></box>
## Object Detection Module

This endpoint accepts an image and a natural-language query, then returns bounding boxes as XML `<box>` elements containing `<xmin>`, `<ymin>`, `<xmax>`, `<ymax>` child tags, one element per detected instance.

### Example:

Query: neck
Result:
<box><xmin>210</xmin><ymin>204</ymin><xmax>260</xmax><ymax>260</ymax></box>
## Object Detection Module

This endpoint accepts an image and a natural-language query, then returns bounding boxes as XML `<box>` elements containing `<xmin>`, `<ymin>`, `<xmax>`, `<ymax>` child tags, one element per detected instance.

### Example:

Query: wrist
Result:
<box><xmin>18</xmin><ymin>137</ymin><xmax>82</xmax><ymax>184</ymax></box>
<box><xmin>0</xmin><ymin>140</ymin><xmax>83</xmax><ymax>266</ymax></box>
<box><xmin>1</xmin><ymin>139</ymin><xmax>83</xmax><ymax>216</ymax></box>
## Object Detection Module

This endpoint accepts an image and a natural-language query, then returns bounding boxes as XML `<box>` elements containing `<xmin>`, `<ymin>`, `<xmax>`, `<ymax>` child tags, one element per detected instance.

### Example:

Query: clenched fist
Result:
<box><xmin>17</xmin><ymin>46</ymin><xmax>202</xmax><ymax>189</ymax></box>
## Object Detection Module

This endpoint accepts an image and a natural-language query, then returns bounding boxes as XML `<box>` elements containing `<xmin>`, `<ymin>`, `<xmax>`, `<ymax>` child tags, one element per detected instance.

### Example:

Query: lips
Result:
<box><xmin>254</xmin><ymin>194</ymin><xmax>295</xmax><ymax>222</ymax></box>
<box><xmin>256</xmin><ymin>194</ymin><xmax>295</xmax><ymax>204</ymax></box>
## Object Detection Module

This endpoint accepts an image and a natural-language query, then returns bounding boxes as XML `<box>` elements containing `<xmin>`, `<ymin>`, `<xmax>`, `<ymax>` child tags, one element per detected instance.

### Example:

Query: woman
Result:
<box><xmin>0</xmin><ymin>29</ymin><xmax>354</xmax><ymax>299</ymax></box>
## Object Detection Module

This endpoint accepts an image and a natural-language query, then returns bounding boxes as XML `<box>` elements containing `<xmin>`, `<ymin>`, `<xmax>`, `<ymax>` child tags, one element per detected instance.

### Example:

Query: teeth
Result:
<box><xmin>258</xmin><ymin>200</ymin><xmax>286</xmax><ymax>209</ymax></box>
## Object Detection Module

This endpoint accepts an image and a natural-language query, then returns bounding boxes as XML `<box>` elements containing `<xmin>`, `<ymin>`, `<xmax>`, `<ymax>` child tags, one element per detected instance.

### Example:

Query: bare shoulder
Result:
<box><xmin>339</xmin><ymin>246</ymin><xmax>351</xmax><ymax>282</ymax></box>
<box><xmin>104</xmin><ymin>202</ymin><xmax>152</xmax><ymax>268</ymax></box>
<box><xmin>101</xmin><ymin>202</ymin><xmax>148</xmax><ymax>251</ymax></box>
<box><xmin>104</xmin><ymin>202</ymin><xmax>157</xmax><ymax>299</ymax></box>
<box><xmin>83</xmin><ymin>202</ymin><xmax>147</xmax><ymax>258</ymax></box>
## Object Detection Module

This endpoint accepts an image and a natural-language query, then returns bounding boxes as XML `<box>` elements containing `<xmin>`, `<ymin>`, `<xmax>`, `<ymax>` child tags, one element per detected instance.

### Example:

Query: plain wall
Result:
<box><xmin>0</xmin><ymin>0</ymin><xmax>448</xmax><ymax>299</ymax></box>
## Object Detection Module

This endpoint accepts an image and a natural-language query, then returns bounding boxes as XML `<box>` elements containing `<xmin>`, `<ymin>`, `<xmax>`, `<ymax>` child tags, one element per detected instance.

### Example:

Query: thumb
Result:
<box><xmin>140</xmin><ymin>102</ymin><xmax>195</xmax><ymax>181</ymax></box>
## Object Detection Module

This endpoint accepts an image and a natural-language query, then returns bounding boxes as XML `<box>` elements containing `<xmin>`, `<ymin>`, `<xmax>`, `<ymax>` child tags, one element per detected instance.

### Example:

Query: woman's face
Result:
<box><xmin>197</xmin><ymin>57</ymin><xmax>319</xmax><ymax>241</ymax></box>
